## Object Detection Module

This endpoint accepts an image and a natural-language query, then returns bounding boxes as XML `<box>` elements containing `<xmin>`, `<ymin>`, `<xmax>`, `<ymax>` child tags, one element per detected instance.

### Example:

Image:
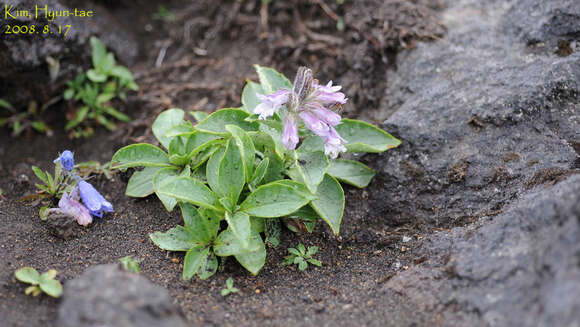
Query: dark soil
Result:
<box><xmin>0</xmin><ymin>1</ymin><xmax>446</xmax><ymax>326</ymax></box>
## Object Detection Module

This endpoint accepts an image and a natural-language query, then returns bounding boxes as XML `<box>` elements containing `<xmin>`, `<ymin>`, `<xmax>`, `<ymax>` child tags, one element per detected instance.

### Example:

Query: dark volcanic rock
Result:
<box><xmin>57</xmin><ymin>264</ymin><xmax>186</xmax><ymax>327</ymax></box>
<box><xmin>369</xmin><ymin>0</ymin><xmax>579</xmax><ymax>228</ymax></box>
<box><xmin>366</xmin><ymin>0</ymin><xmax>580</xmax><ymax>326</ymax></box>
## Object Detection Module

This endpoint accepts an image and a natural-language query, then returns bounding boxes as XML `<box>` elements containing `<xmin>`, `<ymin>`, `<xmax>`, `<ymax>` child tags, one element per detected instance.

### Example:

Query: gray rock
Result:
<box><xmin>365</xmin><ymin>0</ymin><xmax>580</xmax><ymax>326</ymax></box>
<box><xmin>58</xmin><ymin>264</ymin><xmax>186</xmax><ymax>327</ymax></box>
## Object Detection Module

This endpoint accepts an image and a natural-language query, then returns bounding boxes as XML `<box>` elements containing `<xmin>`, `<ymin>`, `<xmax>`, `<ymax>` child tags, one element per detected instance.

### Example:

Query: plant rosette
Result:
<box><xmin>111</xmin><ymin>65</ymin><xmax>400</xmax><ymax>280</ymax></box>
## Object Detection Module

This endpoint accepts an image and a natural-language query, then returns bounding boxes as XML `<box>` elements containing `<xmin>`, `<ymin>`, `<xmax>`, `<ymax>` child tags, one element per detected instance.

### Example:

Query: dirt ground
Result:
<box><xmin>0</xmin><ymin>1</ymin><xmax>448</xmax><ymax>326</ymax></box>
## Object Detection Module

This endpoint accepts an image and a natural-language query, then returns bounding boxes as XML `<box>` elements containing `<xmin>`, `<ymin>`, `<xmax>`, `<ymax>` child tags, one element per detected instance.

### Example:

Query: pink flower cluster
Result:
<box><xmin>254</xmin><ymin>67</ymin><xmax>348</xmax><ymax>159</ymax></box>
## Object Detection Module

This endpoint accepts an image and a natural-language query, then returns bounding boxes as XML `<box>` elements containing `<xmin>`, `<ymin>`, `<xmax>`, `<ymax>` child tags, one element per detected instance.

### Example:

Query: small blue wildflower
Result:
<box><xmin>76</xmin><ymin>178</ymin><xmax>114</xmax><ymax>218</ymax></box>
<box><xmin>53</xmin><ymin>150</ymin><xmax>74</xmax><ymax>171</ymax></box>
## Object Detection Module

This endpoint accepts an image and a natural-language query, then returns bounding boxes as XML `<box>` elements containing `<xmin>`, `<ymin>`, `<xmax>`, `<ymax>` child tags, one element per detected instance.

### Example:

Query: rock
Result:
<box><xmin>363</xmin><ymin>0</ymin><xmax>580</xmax><ymax>326</ymax></box>
<box><xmin>0</xmin><ymin>0</ymin><xmax>138</xmax><ymax>104</ymax></box>
<box><xmin>45</xmin><ymin>211</ymin><xmax>82</xmax><ymax>240</ymax></box>
<box><xmin>368</xmin><ymin>0</ymin><xmax>579</xmax><ymax>228</ymax></box>
<box><xmin>57</xmin><ymin>264</ymin><xmax>186</xmax><ymax>327</ymax></box>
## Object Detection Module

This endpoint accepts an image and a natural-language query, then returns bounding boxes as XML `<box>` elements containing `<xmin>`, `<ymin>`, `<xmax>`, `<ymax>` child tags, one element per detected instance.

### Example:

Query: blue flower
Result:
<box><xmin>77</xmin><ymin>179</ymin><xmax>114</xmax><ymax>218</ymax></box>
<box><xmin>53</xmin><ymin>150</ymin><xmax>74</xmax><ymax>171</ymax></box>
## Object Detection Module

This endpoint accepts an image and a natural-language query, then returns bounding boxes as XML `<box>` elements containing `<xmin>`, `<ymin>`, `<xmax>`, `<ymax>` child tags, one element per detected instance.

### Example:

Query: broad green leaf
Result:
<box><xmin>86</xmin><ymin>69</ymin><xmax>107</xmax><ymax>83</ymax></box>
<box><xmin>239</xmin><ymin>181</ymin><xmax>310</xmax><ymax>218</ymax></box>
<box><xmin>15</xmin><ymin>267</ymin><xmax>40</xmax><ymax>284</ymax></box>
<box><xmin>31</xmin><ymin>166</ymin><xmax>48</xmax><ymax>184</ymax></box>
<box><xmin>38</xmin><ymin>279</ymin><xmax>62</xmax><ymax>298</ymax></box>
<box><xmin>254</xmin><ymin>65</ymin><xmax>292</xmax><ymax>94</ymax></box>
<box><xmin>98</xmin><ymin>53</ymin><xmax>116</xmax><ymax>74</ymax></box>
<box><xmin>152</xmin><ymin>167</ymin><xmax>179</xmax><ymax>212</ymax></box>
<box><xmin>185</xmin><ymin>132</ymin><xmax>221</xmax><ymax>154</ymax></box>
<box><xmin>39</xmin><ymin>269</ymin><xmax>57</xmax><ymax>283</ymax></box>
<box><xmin>217</xmin><ymin>138</ymin><xmax>245</xmax><ymax>205</ymax></box>
<box><xmin>225</xmin><ymin>211</ymin><xmax>252</xmax><ymax>250</ymax></box>
<box><xmin>259</xmin><ymin>122</ymin><xmax>286</xmax><ymax>158</ymax></box>
<box><xmin>191</xmin><ymin>144</ymin><xmax>220</xmax><ymax>170</ymax></box>
<box><xmin>157</xmin><ymin>176</ymin><xmax>221</xmax><ymax>211</ymax></box>
<box><xmin>90</xmin><ymin>37</ymin><xmax>107</xmax><ymax>69</ymax></box>
<box><xmin>289</xmin><ymin>151</ymin><xmax>329</xmax><ymax>193</ymax></box>
<box><xmin>328</xmin><ymin>159</ymin><xmax>375</xmax><ymax>188</ymax></box>
<box><xmin>262</xmin><ymin>149</ymin><xmax>284</xmax><ymax>184</ymax></box>
<box><xmin>197</xmin><ymin>251</ymin><xmax>218</xmax><ymax>280</ymax></box>
<box><xmin>334</xmin><ymin>119</ymin><xmax>401</xmax><ymax>153</ymax></box>
<box><xmin>168</xmin><ymin>137</ymin><xmax>188</xmax><ymax>165</ymax></box>
<box><xmin>241</xmin><ymin>80</ymin><xmax>264</xmax><ymax>113</ymax></box>
<box><xmin>165</xmin><ymin>122</ymin><xmax>195</xmax><ymax>138</ymax></box>
<box><xmin>180</xmin><ymin>203</ymin><xmax>219</xmax><ymax>244</ymax></box>
<box><xmin>126</xmin><ymin>167</ymin><xmax>160</xmax><ymax>197</ymax></box>
<box><xmin>298</xmin><ymin>136</ymin><xmax>324</xmax><ymax>153</ymax></box>
<box><xmin>152</xmin><ymin>108</ymin><xmax>185</xmax><ymax>150</ymax></box>
<box><xmin>183</xmin><ymin>245</ymin><xmax>208</xmax><ymax>280</ymax></box>
<box><xmin>250</xmin><ymin>158</ymin><xmax>269</xmax><ymax>187</ymax></box>
<box><xmin>195</xmin><ymin>108</ymin><xmax>258</xmax><ymax>135</ymax></box>
<box><xmin>206</xmin><ymin>146</ymin><xmax>224</xmax><ymax>196</ymax></box>
<box><xmin>149</xmin><ymin>225</ymin><xmax>198</xmax><ymax>251</ymax></box>
<box><xmin>111</xmin><ymin>144</ymin><xmax>171</xmax><ymax>169</ymax></box>
<box><xmin>310</xmin><ymin>174</ymin><xmax>344</xmax><ymax>236</ymax></box>
<box><xmin>214</xmin><ymin>229</ymin><xmax>266</xmax><ymax>275</ymax></box>
<box><xmin>226</xmin><ymin>125</ymin><xmax>255</xmax><ymax>182</ymax></box>
<box><xmin>190</xmin><ymin>111</ymin><xmax>209</xmax><ymax>122</ymax></box>
<box><xmin>110</xmin><ymin>65</ymin><xmax>135</xmax><ymax>83</ymax></box>
<box><xmin>273</xmin><ymin>180</ymin><xmax>317</xmax><ymax>200</ymax></box>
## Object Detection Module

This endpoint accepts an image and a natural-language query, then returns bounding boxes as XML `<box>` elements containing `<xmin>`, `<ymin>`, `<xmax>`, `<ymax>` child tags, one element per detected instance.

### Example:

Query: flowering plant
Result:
<box><xmin>28</xmin><ymin>150</ymin><xmax>114</xmax><ymax>226</ymax></box>
<box><xmin>111</xmin><ymin>65</ymin><xmax>400</xmax><ymax>280</ymax></box>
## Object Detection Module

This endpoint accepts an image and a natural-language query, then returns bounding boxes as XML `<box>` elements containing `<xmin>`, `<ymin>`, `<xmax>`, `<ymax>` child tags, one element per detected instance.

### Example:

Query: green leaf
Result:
<box><xmin>195</xmin><ymin>108</ymin><xmax>258</xmax><ymax>135</ymax></box>
<box><xmin>297</xmin><ymin>243</ymin><xmax>306</xmax><ymax>255</ymax></box>
<box><xmin>152</xmin><ymin>108</ymin><xmax>185</xmax><ymax>150</ymax></box>
<box><xmin>265</xmin><ymin>218</ymin><xmax>281</xmax><ymax>247</ymax></box>
<box><xmin>180</xmin><ymin>203</ymin><xmax>219</xmax><ymax>244</ymax></box>
<box><xmin>226</xmin><ymin>277</ymin><xmax>234</xmax><ymax>288</ymax></box>
<box><xmin>289</xmin><ymin>151</ymin><xmax>329</xmax><ymax>193</ymax></box>
<box><xmin>190</xmin><ymin>111</ymin><xmax>209</xmax><ymax>122</ymax></box>
<box><xmin>39</xmin><ymin>269</ymin><xmax>57</xmax><ymax>282</ymax></box>
<box><xmin>298</xmin><ymin>136</ymin><xmax>324</xmax><ymax>153</ymax></box>
<box><xmin>168</xmin><ymin>137</ymin><xmax>188</xmax><ymax>165</ymax></box>
<box><xmin>126</xmin><ymin>167</ymin><xmax>160</xmax><ymax>197</ymax></box>
<box><xmin>241</xmin><ymin>80</ymin><xmax>264</xmax><ymax>113</ymax></box>
<box><xmin>111</xmin><ymin>144</ymin><xmax>172</xmax><ymax>169</ymax></box>
<box><xmin>259</xmin><ymin>122</ymin><xmax>286</xmax><ymax>158</ymax></box>
<box><xmin>65</xmin><ymin>105</ymin><xmax>89</xmax><ymax>130</ymax></box>
<box><xmin>298</xmin><ymin>260</ymin><xmax>308</xmax><ymax>271</ymax></box>
<box><xmin>150</xmin><ymin>225</ymin><xmax>198</xmax><ymax>251</ymax></box>
<box><xmin>14</xmin><ymin>267</ymin><xmax>40</xmax><ymax>284</ymax></box>
<box><xmin>152</xmin><ymin>167</ymin><xmax>179</xmax><ymax>212</ymax></box>
<box><xmin>334</xmin><ymin>119</ymin><xmax>401</xmax><ymax>153</ymax></box>
<box><xmin>206</xmin><ymin>146</ymin><xmax>224</xmax><ymax>195</ymax></box>
<box><xmin>216</xmin><ymin>138</ymin><xmax>245</xmax><ymax>205</ymax></box>
<box><xmin>262</xmin><ymin>149</ymin><xmax>284</xmax><ymax>184</ymax></box>
<box><xmin>90</xmin><ymin>37</ymin><xmax>107</xmax><ymax>69</ymax></box>
<box><xmin>254</xmin><ymin>65</ymin><xmax>292</xmax><ymax>94</ymax></box>
<box><xmin>307</xmin><ymin>246</ymin><xmax>318</xmax><ymax>256</ymax></box>
<box><xmin>250</xmin><ymin>158</ymin><xmax>269</xmax><ymax>187</ymax></box>
<box><xmin>215</xmin><ymin>229</ymin><xmax>266</xmax><ymax>275</ymax></box>
<box><xmin>157</xmin><ymin>176</ymin><xmax>221</xmax><ymax>211</ymax></box>
<box><xmin>102</xmin><ymin>106</ymin><xmax>130</xmax><ymax>123</ymax></box>
<box><xmin>0</xmin><ymin>98</ymin><xmax>14</xmax><ymax>110</ymax></box>
<box><xmin>39</xmin><ymin>279</ymin><xmax>62</xmax><ymax>298</ymax></box>
<box><xmin>110</xmin><ymin>65</ymin><xmax>135</xmax><ymax>83</ymax></box>
<box><xmin>183</xmin><ymin>246</ymin><xmax>209</xmax><ymax>280</ymax></box>
<box><xmin>96</xmin><ymin>114</ymin><xmax>117</xmax><ymax>131</ymax></box>
<box><xmin>310</xmin><ymin>174</ymin><xmax>344</xmax><ymax>236</ymax></box>
<box><xmin>86</xmin><ymin>69</ymin><xmax>107</xmax><ymax>83</ymax></box>
<box><xmin>31</xmin><ymin>166</ymin><xmax>48</xmax><ymax>184</ymax></box>
<box><xmin>308</xmin><ymin>259</ymin><xmax>322</xmax><ymax>267</ymax></box>
<box><xmin>328</xmin><ymin>159</ymin><xmax>375</xmax><ymax>188</ymax></box>
<box><xmin>226</xmin><ymin>125</ymin><xmax>255</xmax><ymax>182</ymax></box>
<box><xmin>185</xmin><ymin>132</ymin><xmax>221</xmax><ymax>157</ymax></box>
<box><xmin>225</xmin><ymin>211</ymin><xmax>252</xmax><ymax>250</ymax></box>
<box><xmin>39</xmin><ymin>205</ymin><xmax>50</xmax><ymax>221</ymax></box>
<box><xmin>239</xmin><ymin>181</ymin><xmax>311</xmax><ymax>218</ymax></box>
<box><xmin>197</xmin><ymin>251</ymin><xmax>218</xmax><ymax>280</ymax></box>
<box><xmin>166</xmin><ymin>122</ymin><xmax>195</xmax><ymax>138</ymax></box>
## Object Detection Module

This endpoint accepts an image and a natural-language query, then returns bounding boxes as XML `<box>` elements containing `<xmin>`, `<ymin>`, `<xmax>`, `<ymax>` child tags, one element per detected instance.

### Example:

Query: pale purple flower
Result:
<box><xmin>49</xmin><ymin>187</ymin><xmax>93</xmax><ymax>226</ymax></box>
<box><xmin>77</xmin><ymin>178</ymin><xmax>114</xmax><ymax>218</ymax></box>
<box><xmin>53</xmin><ymin>150</ymin><xmax>74</xmax><ymax>171</ymax></box>
<box><xmin>282</xmin><ymin>115</ymin><xmax>299</xmax><ymax>150</ymax></box>
<box><xmin>254</xmin><ymin>89</ymin><xmax>290</xmax><ymax>120</ymax></box>
<box><xmin>254</xmin><ymin>67</ymin><xmax>348</xmax><ymax>157</ymax></box>
<box><xmin>321</xmin><ymin>127</ymin><xmax>347</xmax><ymax>159</ymax></box>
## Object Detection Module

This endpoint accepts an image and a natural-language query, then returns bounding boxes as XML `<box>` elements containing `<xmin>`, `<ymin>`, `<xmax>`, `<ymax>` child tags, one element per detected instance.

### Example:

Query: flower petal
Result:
<box><xmin>77</xmin><ymin>179</ymin><xmax>114</xmax><ymax>218</ymax></box>
<box><xmin>282</xmin><ymin>115</ymin><xmax>299</xmax><ymax>150</ymax></box>
<box><xmin>53</xmin><ymin>150</ymin><xmax>74</xmax><ymax>171</ymax></box>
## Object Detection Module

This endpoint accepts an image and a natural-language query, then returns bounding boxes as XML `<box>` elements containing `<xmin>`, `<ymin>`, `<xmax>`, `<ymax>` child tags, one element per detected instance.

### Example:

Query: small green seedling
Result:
<box><xmin>221</xmin><ymin>277</ymin><xmax>239</xmax><ymax>296</ymax></box>
<box><xmin>119</xmin><ymin>256</ymin><xmax>141</xmax><ymax>273</ymax></box>
<box><xmin>75</xmin><ymin>160</ymin><xmax>114</xmax><ymax>179</ymax></box>
<box><xmin>14</xmin><ymin>267</ymin><xmax>63</xmax><ymax>298</ymax></box>
<box><xmin>0</xmin><ymin>99</ymin><xmax>53</xmax><ymax>136</ymax></box>
<box><xmin>283</xmin><ymin>244</ymin><xmax>322</xmax><ymax>271</ymax></box>
<box><xmin>64</xmin><ymin>37</ymin><xmax>138</xmax><ymax>138</ymax></box>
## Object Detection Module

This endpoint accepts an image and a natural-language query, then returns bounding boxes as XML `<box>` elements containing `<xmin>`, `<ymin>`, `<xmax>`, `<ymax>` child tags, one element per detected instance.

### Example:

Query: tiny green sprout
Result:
<box><xmin>283</xmin><ymin>243</ymin><xmax>322</xmax><ymax>271</ymax></box>
<box><xmin>119</xmin><ymin>256</ymin><xmax>141</xmax><ymax>273</ymax></box>
<box><xmin>221</xmin><ymin>277</ymin><xmax>239</xmax><ymax>297</ymax></box>
<box><xmin>14</xmin><ymin>267</ymin><xmax>63</xmax><ymax>298</ymax></box>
